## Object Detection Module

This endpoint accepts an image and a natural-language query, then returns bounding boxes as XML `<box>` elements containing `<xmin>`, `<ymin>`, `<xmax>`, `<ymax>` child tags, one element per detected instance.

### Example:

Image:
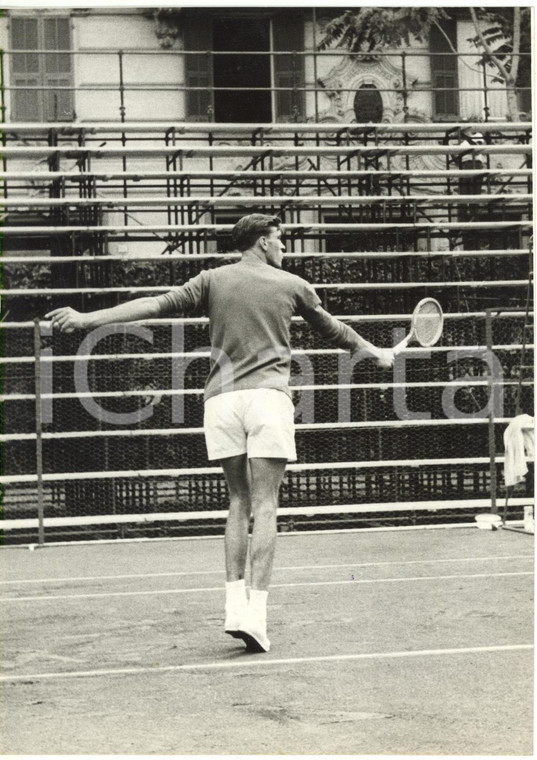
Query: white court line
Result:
<box><xmin>1</xmin><ymin>571</ymin><xmax>532</xmax><ymax>603</ymax></box>
<box><xmin>0</xmin><ymin>643</ymin><xmax>532</xmax><ymax>683</ymax></box>
<box><xmin>1</xmin><ymin>554</ymin><xmax>533</xmax><ymax>586</ymax></box>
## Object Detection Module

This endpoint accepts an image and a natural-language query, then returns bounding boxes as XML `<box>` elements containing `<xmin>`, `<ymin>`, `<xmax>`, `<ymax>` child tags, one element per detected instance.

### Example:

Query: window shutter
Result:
<box><xmin>272</xmin><ymin>14</ymin><xmax>305</xmax><ymax>122</ymax></box>
<box><xmin>10</xmin><ymin>16</ymin><xmax>73</xmax><ymax>122</ymax></box>
<box><xmin>11</xmin><ymin>17</ymin><xmax>41</xmax><ymax>121</ymax></box>
<box><xmin>430</xmin><ymin>22</ymin><xmax>459</xmax><ymax>119</ymax></box>
<box><xmin>43</xmin><ymin>17</ymin><xmax>74</xmax><ymax>121</ymax></box>
<box><xmin>183</xmin><ymin>17</ymin><xmax>213</xmax><ymax>122</ymax></box>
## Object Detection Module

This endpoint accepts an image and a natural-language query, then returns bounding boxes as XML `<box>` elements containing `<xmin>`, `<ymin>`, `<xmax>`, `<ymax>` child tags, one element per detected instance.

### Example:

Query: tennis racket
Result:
<box><xmin>393</xmin><ymin>297</ymin><xmax>444</xmax><ymax>355</ymax></box>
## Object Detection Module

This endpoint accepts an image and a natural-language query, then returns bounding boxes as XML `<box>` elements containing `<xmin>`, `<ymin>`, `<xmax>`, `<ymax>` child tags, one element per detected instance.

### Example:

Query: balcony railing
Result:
<box><xmin>0</xmin><ymin>48</ymin><xmax>532</xmax><ymax>124</ymax></box>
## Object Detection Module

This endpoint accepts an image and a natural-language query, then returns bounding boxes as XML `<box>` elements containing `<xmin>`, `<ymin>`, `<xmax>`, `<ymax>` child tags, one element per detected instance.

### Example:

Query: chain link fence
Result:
<box><xmin>2</xmin><ymin>302</ymin><xmax>533</xmax><ymax>544</ymax></box>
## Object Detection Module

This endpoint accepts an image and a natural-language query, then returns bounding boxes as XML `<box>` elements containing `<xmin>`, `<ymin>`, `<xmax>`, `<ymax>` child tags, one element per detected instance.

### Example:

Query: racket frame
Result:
<box><xmin>393</xmin><ymin>297</ymin><xmax>444</xmax><ymax>355</ymax></box>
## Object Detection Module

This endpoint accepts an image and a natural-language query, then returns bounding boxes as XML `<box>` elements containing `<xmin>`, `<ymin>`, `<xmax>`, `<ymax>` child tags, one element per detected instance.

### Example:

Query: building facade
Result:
<box><xmin>0</xmin><ymin>7</ymin><xmax>528</xmax><ymax>126</ymax></box>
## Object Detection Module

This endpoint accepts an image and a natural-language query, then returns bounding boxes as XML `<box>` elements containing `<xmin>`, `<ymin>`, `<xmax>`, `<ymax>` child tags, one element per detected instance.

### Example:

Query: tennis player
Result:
<box><xmin>46</xmin><ymin>214</ymin><xmax>393</xmax><ymax>653</ymax></box>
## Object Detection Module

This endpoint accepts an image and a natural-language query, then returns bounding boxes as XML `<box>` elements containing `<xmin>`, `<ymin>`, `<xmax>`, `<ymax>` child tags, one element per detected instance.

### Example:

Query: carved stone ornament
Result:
<box><xmin>154</xmin><ymin>9</ymin><xmax>183</xmax><ymax>49</ymax></box>
<box><xmin>316</xmin><ymin>54</ymin><xmax>453</xmax><ymax>183</ymax></box>
<box><xmin>318</xmin><ymin>54</ymin><xmax>407</xmax><ymax>124</ymax></box>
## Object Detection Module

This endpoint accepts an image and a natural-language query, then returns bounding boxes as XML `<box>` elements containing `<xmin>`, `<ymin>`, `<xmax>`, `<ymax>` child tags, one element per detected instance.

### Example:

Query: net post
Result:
<box><xmin>485</xmin><ymin>308</ymin><xmax>497</xmax><ymax>514</ymax></box>
<box><xmin>33</xmin><ymin>318</ymin><xmax>46</xmax><ymax>545</ymax></box>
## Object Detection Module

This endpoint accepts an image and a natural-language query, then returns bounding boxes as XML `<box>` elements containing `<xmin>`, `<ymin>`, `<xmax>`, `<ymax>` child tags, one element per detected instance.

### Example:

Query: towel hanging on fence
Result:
<box><xmin>503</xmin><ymin>414</ymin><xmax>535</xmax><ymax>488</ymax></box>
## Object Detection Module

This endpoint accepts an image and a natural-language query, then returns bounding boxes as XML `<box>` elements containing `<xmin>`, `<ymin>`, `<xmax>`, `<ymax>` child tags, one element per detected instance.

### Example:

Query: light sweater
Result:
<box><xmin>155</xmin><ymin>255</ymin><xmax>366</xmax><ymax>401</ymax></box>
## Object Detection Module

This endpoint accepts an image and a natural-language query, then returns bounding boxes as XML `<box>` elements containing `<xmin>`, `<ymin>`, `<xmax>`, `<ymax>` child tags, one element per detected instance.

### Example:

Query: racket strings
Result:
<box><xmin>413</xmin><ymin>301</ymin><xmax>443</xmax><ymax>346</ymax></box>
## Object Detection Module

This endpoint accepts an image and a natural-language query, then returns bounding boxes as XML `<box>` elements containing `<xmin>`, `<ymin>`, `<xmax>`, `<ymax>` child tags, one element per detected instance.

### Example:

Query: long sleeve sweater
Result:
<box><xmin>155</xmin><ymin>256</ymin><xmax>374</xmax><ymax>401</ymax></box>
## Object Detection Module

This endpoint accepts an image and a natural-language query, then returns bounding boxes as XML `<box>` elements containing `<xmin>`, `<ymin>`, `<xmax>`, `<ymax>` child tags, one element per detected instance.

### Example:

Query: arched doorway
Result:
<box><xmin>353</xmin><ymin>84</ymin><xmax>383</xmax><ymax>122</ymax></box>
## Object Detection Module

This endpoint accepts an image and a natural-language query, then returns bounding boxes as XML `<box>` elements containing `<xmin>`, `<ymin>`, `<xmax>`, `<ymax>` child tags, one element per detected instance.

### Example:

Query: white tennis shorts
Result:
<box><xmin>204</xmin><ymin>388</ymin><xmax>297</xmax><ymax>462</ymax></box>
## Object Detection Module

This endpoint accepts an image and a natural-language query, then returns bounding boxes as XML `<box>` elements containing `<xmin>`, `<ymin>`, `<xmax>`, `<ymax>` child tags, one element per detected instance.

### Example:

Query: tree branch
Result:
<box><xmin>510</xmin><ymin>7</ymin><xmax>521</xmax><ymax>88</ymax></box>
<box><xmin>469</xmin><ymin>7</ymin><xmax>513</xmax><ymax>85</ymax></box>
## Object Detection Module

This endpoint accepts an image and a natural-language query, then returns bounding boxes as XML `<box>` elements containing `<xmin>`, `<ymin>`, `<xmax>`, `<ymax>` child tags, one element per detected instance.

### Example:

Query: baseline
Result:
<box><xmin>1</xmin><ymin>554</ymin><xmax>533</xmax><ymax>587</ymax></box>
<box><xmin>2</xmin><ymin>570</ymin><xmax>533</xmax><ymax>603</ymax></box>
<box><xmin>0</xmin><ymin>644</ymin><xmax>532</xmax><ymax>683</ymax></box>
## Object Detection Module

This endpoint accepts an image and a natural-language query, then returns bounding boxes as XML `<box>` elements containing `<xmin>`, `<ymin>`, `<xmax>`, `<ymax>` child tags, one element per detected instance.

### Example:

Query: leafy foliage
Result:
<box><xmin>318</xmin><ymin>6</ymin><xmax>531</xmax><ymax>119</ymax></box>
<box><xmin>318</xmin><ymin>7</ymin><xmax>451</xmax><ymax>53</ymax></box>
<box><xmin>468</xmin><ymin>7</ymin><xmax>532</xmax><ymax>85</ymax></box>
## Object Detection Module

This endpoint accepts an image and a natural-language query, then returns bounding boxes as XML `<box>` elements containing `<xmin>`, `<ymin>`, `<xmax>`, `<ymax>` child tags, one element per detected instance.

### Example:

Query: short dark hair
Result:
<box><xmin>232</xmin><ymin>214</ymin><xmax>282</xmax><ymax>252</ymax></box>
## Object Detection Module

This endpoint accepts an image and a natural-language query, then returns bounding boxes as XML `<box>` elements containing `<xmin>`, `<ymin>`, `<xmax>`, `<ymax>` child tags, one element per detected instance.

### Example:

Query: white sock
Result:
<box><xmin>225</xmin><ymin>579</ymin><xmax>247</xmax><ymax>607</ymax></box>
<box><xmin>249</xmin><ymin>589</ymin><xmax>268</xmax><ymax>617</ymax></box>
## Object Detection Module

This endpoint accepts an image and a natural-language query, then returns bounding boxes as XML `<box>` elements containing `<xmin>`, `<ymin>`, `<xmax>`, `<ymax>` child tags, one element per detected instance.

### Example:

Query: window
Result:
<box><xmin>272</xmin><ymin>16</ymin><xmax>305</xmax><ymax>122</ymax></box>
<box><xmin>430</xmin><ymin>21</ymin><xmax>459</xmax><ymax>119</ymax></box>
<box><xmin>183</xmin><ymin>19</ymin><xmax>212</xmax><ymax>123</ymax></box>
<box><xmin>213</xmin><ymin>18</ymin><xmax>271</xmax><ymax>123</ymax></box>
<box><xmin>10</xmin><ymin>16</ymin><xmax>74</xmax><ymax>122</ymax></box>
<box><xmin>184</xmin><ymin>12</ymin><xmax>305</xmax><ymax>123</ymax></box>
<box><xmin>517</xmin><ymin>66</ymin><xmax>531</xmax><ymax>119</ymax></box>
<box><xmin>353</xmin><ymin>84</ymin><xmax>383</xmax><ymax>123</ymax></box>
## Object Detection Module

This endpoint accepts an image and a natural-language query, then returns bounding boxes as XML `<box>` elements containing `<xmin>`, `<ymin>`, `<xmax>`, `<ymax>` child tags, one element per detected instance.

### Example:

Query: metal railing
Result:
<box><xmin>0</xmin><ymin>48</ymin><xmax>532</xmax><ymax>124</ymax></box>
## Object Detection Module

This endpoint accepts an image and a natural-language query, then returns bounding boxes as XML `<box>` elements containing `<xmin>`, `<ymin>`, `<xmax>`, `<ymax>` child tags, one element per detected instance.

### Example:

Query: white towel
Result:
<box><xmin>503</xmin><ymin>414</ymin><xmax>535</xmax><ymax>487</ymax></box>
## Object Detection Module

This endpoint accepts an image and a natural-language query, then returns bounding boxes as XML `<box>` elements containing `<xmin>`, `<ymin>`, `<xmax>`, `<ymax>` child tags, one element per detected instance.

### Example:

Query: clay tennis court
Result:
<box><xmin>1</xmin><ymin>527</ymin><xmax>533</xmax><ymax>755</ymax></box>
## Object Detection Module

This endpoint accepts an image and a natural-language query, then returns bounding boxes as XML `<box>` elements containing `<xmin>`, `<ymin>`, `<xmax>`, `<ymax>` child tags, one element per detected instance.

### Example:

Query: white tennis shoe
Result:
<box><xmin>225</xmin><ymin>600</ymin><xmax>248</xmax><ymax>637</ymax></box>
<box><xmin>224</xmin><ymin>579</ymin><xmax>248</xmax><ymax>637</ymax></box>
<box><xmin>235</xmin><ymin>607</ymin><xmax>271</xmax><ymax>653</ymax></box>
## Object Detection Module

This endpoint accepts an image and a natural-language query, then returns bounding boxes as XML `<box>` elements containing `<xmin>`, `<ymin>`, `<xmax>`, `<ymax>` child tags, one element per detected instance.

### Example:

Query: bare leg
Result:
<box><xmin>248</xmin><ymin>457</ymin><xmax>287</xmax><ymax>590</ymax></box>
<box><xmin>221</xmin><ymin>455</ymin><xmax>286</xmax><ymax>651</ymax></box>
<box><xmin>221</xmin><ymin>454</ymin><xmax>251</xmax><ymax>582</ymax></box>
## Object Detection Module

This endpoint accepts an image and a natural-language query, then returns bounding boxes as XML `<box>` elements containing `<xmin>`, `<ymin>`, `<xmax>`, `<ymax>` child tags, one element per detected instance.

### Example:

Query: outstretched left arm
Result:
<box><xmin>46</xmin><ymin>296</ymin><xmax>162</xmax><ymax>333</ymax></box>
<box><xmin>46</xmin><ymin>269</ymin><xmax>210</xmax><ymax>333</ymax></box>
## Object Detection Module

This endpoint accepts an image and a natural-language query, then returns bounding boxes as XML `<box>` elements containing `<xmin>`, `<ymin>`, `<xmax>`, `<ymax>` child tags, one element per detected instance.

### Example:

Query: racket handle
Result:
<box><xmin>393</xmin><ymin>333</ymin><xmax>412</xmax><ymax>356</ymax></box>
<box><xmin>367</xmin><ymin>344</ymin><xmax>383</xmax><ymax>360</ymax></box>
